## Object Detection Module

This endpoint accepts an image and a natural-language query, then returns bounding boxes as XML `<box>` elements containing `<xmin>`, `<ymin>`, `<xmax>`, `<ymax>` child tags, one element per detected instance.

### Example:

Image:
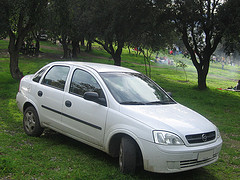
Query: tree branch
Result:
<box><xmin>94</xmin><ymin>39</ymin><xmax>112</xmax><ymax>55</ymax></box>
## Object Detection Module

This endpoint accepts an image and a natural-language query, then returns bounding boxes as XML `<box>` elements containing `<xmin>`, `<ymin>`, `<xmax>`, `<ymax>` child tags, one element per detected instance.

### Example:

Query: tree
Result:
<box><xmin>136</xmin><ymin>4</ymin><xmax>175</xmax><ymax>77</ymax></box>
<box><xmin>0</xmin><ymin>1</ymin><xmax>9</xmax><ymax>40</ymax></box>
<box><xmin>166</xmin><ymin>0</ymin><xmax>236</xmax><ymax>90</ymax></box>
<box><xmin>68</xmin><ymin>0</ymin><xmax>88</xmax><ymax>58</ymax></box>
<box><xmin>128</xmin><ymin>0</ymin><xmax>174</xmax><ymax>77</ymax></box>
<box><xmin>133</xmin><ymin>27</ymin><xmax>175</xmax><ymax>77</ymax></box>
<box><xmin>221</xmin><ymin>0</ymin><xmax>240</xmax><ymax>54</ymax></box>
<box><xmin>46</xmin><ymin>0</ymin><xmax>72</xmax><ymax>59</ymax></box>
<box><xmin>85</xmin><ymin>0</ymin><xmax>156</xmax><ymax>66</ymax></box>
<box><xmin>3</xmin><ymin>0</ymin><xmax>47</xmax><ymax>80</ymax></box>
<box><xmin>176</xmin><ymin>61</ymin><xmax>188</xmax><ymax>82</ymax></box>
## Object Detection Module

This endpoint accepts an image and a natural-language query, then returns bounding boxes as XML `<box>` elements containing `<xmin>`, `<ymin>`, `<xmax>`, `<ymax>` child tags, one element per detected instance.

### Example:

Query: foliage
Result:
<box><xmin>0</xmin><ymin>0</ymin><xmax>9</xmax><ymax>39</ymax></box>
<box><xmin>164</xmin><ymin>0</ymin><xmax>239</xmax><ymax>90</ymax></box>
<box><xmin>81</xmin><ymin>0</ymin><xmax>171</xmax><ymax>66</ymax></box>
<box><xmin>221</xmin><ymin>0</ymin><xmax>240</xmax><ymax>54</ymax></box>
<box><xmin>45</xmin><ymin>0</ymin><xmax>73</xmax><ymax>58</ymax></box>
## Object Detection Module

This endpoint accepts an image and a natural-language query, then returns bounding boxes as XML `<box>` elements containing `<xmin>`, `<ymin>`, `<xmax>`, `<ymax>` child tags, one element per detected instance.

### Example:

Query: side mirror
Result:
<box><xmin>84</xmin><ymin>92</ymin><xmax>99</xmax><ymax>101</ymax></box>
<box><xmin>167</xmin><ymin>92</ymin><xmax>172</xmax><ymax>97</ymax></box>
<box><xmin>83</xmin><ymin>92</ymin><xmax>107</xmax><ymax>106</ymax></box>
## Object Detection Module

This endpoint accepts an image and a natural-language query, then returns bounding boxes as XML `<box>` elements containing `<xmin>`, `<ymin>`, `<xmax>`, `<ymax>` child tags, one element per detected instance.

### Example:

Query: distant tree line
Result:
<box><xmin>1</xmin><ymin>0</ymin><xmax>240</xmax><ymax>90</ymax></box>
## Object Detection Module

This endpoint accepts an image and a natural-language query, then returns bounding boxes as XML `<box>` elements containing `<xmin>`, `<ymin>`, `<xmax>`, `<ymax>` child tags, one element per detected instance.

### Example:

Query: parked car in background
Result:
<box><xmin>16</xmin><ymin>61</ymin><xmax>222</xmax><ymax>174</ymax></box>
<box><xmin>39</xmin><ymin>34</ymin><xmax>48</xmax><ymax>41</ymax></box>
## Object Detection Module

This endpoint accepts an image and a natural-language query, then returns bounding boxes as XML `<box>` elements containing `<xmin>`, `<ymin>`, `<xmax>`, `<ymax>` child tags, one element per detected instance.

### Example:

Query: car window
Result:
<box><xmin>101</xmin><ymin>72</ymin><xmax>175</xmax><ymax>105</ymax></box>
<box><xmin>32</xmin><ymin>66</ymin><xmax>49</xmax><ymax>83</ymax></box>
<box><xmin>69</xmin><ymin>69</ymin><xmax>104</xmax><ymax>97</ymax></box>
<box><xmin>42</xmin><ymin>65</ymin><xmax>70</xmax><ymax>91</ymax></box>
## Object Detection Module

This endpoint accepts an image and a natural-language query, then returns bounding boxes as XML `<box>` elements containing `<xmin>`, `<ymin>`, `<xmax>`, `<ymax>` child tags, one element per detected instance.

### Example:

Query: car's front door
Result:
<box><xmin>61</xmin><ymin>68</ymin><xmax>108</xmax><ymax>147</ymax></box>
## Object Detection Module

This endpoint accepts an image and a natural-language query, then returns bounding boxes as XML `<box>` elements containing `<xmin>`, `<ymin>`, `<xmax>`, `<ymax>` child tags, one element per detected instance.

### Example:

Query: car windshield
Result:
<box><xmin>100</xmin><ymin>72</ymin><xmax>175</xmax><ymax>105</ymax></box>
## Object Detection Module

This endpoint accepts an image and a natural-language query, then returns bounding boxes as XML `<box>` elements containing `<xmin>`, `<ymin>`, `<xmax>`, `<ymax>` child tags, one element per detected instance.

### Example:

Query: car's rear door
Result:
<box><xmin>36</xmin><ymin>65</ymin><xmax>70</xmax><ymax>129</ymax></box>
<box><xmin>61</xmin><ymin>68</ymin><xmax>108</xmax><ymax>147</ymax></box>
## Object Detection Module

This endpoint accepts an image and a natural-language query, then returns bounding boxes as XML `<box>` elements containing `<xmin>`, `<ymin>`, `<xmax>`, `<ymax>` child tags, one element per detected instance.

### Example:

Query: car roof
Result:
<box><xmin>50</xmin><ymin>61</ymin><xmax>137</xmax><ymax>73</ymax></box>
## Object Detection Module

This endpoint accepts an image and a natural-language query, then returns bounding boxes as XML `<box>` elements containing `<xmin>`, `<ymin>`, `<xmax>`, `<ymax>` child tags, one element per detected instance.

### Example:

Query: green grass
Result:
<box><xmin>0</xmin><ymin>39</ymin><xmax>9</xmax><ymax>50</ymax></box>
<box><xmin>0</xmin><ymin>39</ymin><xmax>239</xmax><ymax>179</ymax></box>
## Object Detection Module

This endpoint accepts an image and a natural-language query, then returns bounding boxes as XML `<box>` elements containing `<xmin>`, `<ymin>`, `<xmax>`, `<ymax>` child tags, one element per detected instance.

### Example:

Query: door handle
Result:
<box><xmin>38</xmin><ymin>91</ymin><xmax>43</xmax><ymax>97</ymax></box>
<box><xmin>65</xmin><ymin>100</ymin><xmax>72</xmax><ymax>107</ymax></box>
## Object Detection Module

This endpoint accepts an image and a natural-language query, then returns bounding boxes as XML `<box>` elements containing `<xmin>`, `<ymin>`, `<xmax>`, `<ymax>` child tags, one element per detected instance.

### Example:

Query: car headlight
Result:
<box><xmin>153</xmin><ymin>131</ymin><xmax>184</xmax><ymax>145</ymax></box>
<box><xmin>217</xmin><ymin>128</ymin><xmax>221</xmax><ymax>139</ymax></box>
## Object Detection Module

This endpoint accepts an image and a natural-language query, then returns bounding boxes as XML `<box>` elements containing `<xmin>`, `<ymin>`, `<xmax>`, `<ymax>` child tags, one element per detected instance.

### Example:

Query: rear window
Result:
<box><xmin>32</xmin><ymin>66</ymin><xmax>49</xmax><ymax>83</ymax></box>
<box><xmin>42</xmin><ymin>65</ymin><xmax>70</xmax><ymax>91</ymax></box>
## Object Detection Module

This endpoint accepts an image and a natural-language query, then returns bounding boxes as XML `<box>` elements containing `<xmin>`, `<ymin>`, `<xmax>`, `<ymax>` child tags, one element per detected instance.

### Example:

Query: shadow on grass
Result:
<box><xmin>39</xmin><ymin>130</ymin><xmax>218</xmax><ymax>180</ymax></box>
<box><xmin>40</xmin><ymin>129</ymin><xmax>117</xmax><ymax>163</ymax></box>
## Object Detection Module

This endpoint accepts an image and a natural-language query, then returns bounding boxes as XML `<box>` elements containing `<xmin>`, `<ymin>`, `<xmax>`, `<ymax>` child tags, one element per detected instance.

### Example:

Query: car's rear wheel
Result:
<box><xmin>23</xmin><ymin>106</ymin><xmax>43</xmax><ymax>137</ymax></box>
<box><xmin>119</xmin><ymin>136</ymin><xmax>137</xmax><ymax>174</ymax></box>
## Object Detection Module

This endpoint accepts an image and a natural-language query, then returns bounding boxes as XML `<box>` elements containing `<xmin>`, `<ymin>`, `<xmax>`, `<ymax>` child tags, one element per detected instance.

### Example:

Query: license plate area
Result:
<box><xmin>198</xmin><ymin>149</ymin><xmax>214</xmax><ymax>161</ymax></box>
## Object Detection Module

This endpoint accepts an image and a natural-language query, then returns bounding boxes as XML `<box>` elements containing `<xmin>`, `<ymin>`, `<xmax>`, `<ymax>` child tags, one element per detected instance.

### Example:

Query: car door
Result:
<box><xmin>61</xmin><ymin>68</ymin><xmax>108</xmax><ymax>147</ymax></box>
<box><xmin>35</xmin><ymin>65</ymin><xmax>70</xmax><ymax>129</ymax></box>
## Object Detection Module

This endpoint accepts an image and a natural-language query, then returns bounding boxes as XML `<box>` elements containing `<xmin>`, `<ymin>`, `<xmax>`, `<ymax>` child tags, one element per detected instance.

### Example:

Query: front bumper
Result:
<box><xmin>140</xmin><ymin>137</ymin><xmax>222</xmax><ymax>173</ymax></box>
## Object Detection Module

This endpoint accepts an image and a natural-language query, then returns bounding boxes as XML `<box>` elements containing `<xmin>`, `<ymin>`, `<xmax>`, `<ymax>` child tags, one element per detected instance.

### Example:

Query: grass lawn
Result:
<box><xmin>0</xmin><ymin>39</ymin><xmax>239</xmax><ymax>179</ymax></box>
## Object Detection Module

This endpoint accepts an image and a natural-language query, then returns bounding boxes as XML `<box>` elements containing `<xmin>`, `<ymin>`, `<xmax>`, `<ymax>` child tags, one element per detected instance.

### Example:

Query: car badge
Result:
<box><xmin>202</xmin><ymin>134</ymin><xmax>207</xmax><ymax>142</ymax></box>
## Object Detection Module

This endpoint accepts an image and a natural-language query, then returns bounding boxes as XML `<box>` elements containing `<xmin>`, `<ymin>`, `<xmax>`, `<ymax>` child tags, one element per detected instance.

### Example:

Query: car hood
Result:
<box><xmin>119</xmin><ymin>103</ymin><xmax>216</xmax><ymax>136</ymax></box>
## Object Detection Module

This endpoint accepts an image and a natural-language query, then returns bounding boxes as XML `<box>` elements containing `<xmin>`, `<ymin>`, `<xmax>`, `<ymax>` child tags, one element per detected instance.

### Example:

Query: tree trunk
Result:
<box><xmin>9</xmin><ymin>51</ymin><xmax>23</xmax><ymax>80</ymax></box>
<box><xmin>112</xmin><ymin>54</ymin><xmax>121</xmax><ymax>66</ymax></box>
<box><xmin>143</xmin><ymin>50</ymin><xmax>152</xmax><ymax>78</ymax></box>
<box><xmin>128</xmin><ymin>45</ymin><xmax>131</xmax><ymax>54</ymax></box>
<box><xmin>76</xmin><ymin>41</ymin><xmax>80</xmax><ymax>54</ymax></box>
<box><xmin>72</xmin><ymin>40</ymin><xmax>79</xmax><ymax>58</ymax></box>
<box><xmin>194</xmin><ymin>56</ymin><xmax>210</xmax><ymax>90</ymax></box>
<box><xmin>86</xmin><ymin>41</ymin><xmax>92</xmax><ymax>52</ymax></box>
<box><xmin>143</xmin><ymin>55</ymin><xmax>147</xmax><ymax>75</ymax></box>
<box><xmin>112</xmin><ymin>41</ymin><xmax>123</xmax><ymax>66</ymax></box>
<box><xmin>197</xmin><ymin>69</ymin><xmax>207</xmax><ymax>90</ymax></box>
<box><xmin>80</xmin><ymin>36</ymin><xmax>85</xmax><ymax>46</ymax></box>
<box><xmin>63</xmin><ymin>44</ymin><xmax>69</xmax><ymax>59</ymax></box>
<box><xmin>8</xmin><ymin>34</ymin><xmax>24</xmax><ymax>80</ymax></box>
<box><xmin>187</xmin><ymin>53</ymin><xmax>209</xmax><ymax>90</ymax></box>
<box><xmin>32</xmin><ymin>31</ymin><xmax>40</xmax><ymax>56</ymax></box>
<box><xmin>35</xmin><ymin>36</ymin><xmax>40</xmax><ymax>56</ymax></box>
<box><xmin>88</xmin><ymin>41</ymin><xmax>92</xmax><ymax>51</ymax></box>
<box><xmin>60</xmin><ymin>37</ymin><xmax>69</xmax><ymax>59</ymax></box>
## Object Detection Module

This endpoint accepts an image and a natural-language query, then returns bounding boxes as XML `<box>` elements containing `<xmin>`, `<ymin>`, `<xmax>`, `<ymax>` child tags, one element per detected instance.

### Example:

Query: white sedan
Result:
<box><xmin>16</xmin><ymin>61</ymin><xmax>222</xmax><ymax>174</ymax></box>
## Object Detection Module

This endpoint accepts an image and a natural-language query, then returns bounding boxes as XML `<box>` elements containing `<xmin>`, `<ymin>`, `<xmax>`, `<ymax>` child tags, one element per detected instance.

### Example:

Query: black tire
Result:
<box><xmin>119</xmin><ymin>136</ymin><xmax>137</xmax><ymax>174</ymax></box>
<box><xmin>23</xmin><ymin>106</ymin><xmax>44</xmax><ymax>137</ymax></box>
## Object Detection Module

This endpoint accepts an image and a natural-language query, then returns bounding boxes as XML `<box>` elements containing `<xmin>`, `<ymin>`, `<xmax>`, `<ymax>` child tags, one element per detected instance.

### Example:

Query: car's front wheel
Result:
<box><xmin>23</xmin><ymin>106</ymin><xmax>44</xmax><ymax>137</ymax></box>
<box><xmin>119</xmin><ymin>136</ymin><xmax>137</xmax><ymax>174</ymax></box>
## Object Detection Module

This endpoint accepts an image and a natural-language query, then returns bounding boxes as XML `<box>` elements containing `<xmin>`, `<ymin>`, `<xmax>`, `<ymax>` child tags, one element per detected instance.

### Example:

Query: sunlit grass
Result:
<box><xmin>0</xmin><ymin>39</ymin><xmax>239</xmax><ymax>179</ymax></box>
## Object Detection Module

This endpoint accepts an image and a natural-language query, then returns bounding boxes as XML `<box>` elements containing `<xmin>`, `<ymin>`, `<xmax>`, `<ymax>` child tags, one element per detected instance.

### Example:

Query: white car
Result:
<box><xmin>16</xmin><ymin>61</ymin><xmax>222</xmax><ymax>174</ymax></box>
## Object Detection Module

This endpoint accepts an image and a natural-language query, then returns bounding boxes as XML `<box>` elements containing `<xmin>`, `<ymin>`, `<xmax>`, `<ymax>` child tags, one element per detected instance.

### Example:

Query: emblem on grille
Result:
<box><xmin>202</xmin><ymin>134</ymin><xmax>207</xmax><ymax>142</ymax></box>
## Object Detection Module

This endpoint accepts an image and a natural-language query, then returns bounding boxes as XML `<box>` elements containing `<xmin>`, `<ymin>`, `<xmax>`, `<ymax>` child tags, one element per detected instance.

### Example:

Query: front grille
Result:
<box><xmin>180</xmin><ymin>153</ymin><xmax>218</xmax><ymax>168</ymax></box>
<box><xmin>186</xmin><ymin>131</ymin><xmax>215</xmax><ymax>144</ymax></box>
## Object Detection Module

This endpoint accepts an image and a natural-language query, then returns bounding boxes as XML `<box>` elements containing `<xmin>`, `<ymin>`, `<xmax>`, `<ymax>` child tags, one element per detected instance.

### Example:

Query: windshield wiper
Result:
<box><xmin>120</xmin><ymin>101</ymin><xmax>146</xmax><ymax>105</ymax></box>
<box><xmin>146</xmin><ymin>101</ymin><xmax>175</xmax><ymax>105</ymax></box>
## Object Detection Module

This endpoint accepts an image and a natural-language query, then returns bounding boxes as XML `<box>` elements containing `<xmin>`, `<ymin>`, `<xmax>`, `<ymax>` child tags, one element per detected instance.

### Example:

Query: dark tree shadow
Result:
<box><xmin>40</xmin><ymin>129</ymin><xmax>218</xmax><ymax>180</ymax></box>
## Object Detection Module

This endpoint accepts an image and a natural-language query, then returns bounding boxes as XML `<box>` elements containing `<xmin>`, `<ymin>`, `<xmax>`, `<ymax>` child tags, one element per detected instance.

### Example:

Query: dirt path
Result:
<box><xmin>1</xmin><ymin>43</ymin><xmax>239</xmax><ymax>81</ymax></box>
<box><xmin>40</xmin><ymin>45</ymin><xmax>63</xmax><ymax>51</ymax></box>
<box><xmin>80</xmin><ymin>52</ymin><xmax>240</xmax><ymax>81</ymax></box>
